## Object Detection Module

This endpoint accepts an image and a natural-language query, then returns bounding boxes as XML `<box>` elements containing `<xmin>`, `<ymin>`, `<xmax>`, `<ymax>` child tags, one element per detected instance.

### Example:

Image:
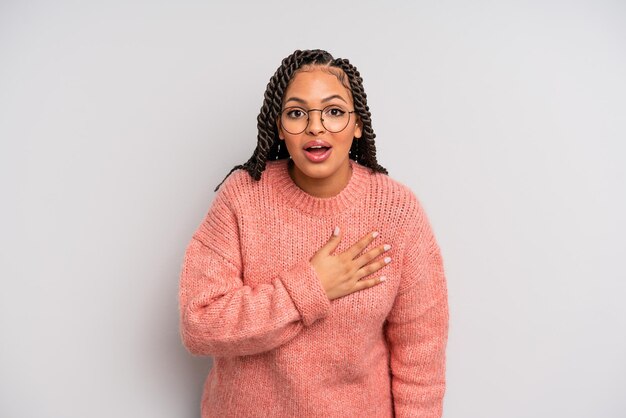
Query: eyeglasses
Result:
<box><xmin>280</xmin><ymin>105</ymin><xmax>356</xmax><ymax>134</ymax></box>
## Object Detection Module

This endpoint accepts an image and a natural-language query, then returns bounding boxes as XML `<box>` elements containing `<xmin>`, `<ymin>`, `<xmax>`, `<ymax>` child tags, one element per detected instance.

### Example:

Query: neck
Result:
<box><xmin>287</xmin><ymin>159</ymin><xmax>353</xmax><ymax>198</ymax></box>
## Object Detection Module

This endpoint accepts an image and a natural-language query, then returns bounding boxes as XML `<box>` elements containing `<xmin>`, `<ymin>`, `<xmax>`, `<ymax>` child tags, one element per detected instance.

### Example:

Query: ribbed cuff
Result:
<box><xmin>279</xmin><ymin>258</ymin><xmax>331</xmax><ymax>327</ymax></box>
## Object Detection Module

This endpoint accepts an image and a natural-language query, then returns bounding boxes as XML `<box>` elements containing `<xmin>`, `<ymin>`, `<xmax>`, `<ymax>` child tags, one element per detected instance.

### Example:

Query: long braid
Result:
<box><xmin>214</xmin><ymin>49</ymin><xmax>388</xmax><ymax>192</ymax></box>
<box><xmin>331</xmin><ymin>57</ymin><xmax>388</xmax><ymax>175</ymax></box>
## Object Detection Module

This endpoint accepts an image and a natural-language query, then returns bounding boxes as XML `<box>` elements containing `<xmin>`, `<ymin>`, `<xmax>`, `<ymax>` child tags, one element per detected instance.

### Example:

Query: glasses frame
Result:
<box><xmin>280</xmin><ymin>105</ymin><xmax>356</xmax><ymax>135</ymax></box>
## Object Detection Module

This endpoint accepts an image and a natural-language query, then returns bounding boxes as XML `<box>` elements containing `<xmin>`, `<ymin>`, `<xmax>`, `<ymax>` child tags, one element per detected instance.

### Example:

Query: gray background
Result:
<box><xmin>1</xmin><ymin>1</ymin><xmax>625</xmax><ymax>417</ymax></box>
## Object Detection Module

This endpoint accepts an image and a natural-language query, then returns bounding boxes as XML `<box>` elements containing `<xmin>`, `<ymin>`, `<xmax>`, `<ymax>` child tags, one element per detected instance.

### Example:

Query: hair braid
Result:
<box><xmin>330</xmin><ymin>57</ymin><xmax>388</xmax><ymax>176</ymax></box>
<box><xmin>214</xmin><ymin>49</ymin><xmax>388</xmax><ymax>192</ymax></box>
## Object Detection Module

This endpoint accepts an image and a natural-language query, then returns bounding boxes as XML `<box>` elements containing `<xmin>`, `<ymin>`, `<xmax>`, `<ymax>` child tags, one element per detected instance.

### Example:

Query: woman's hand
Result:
<box><xmin>309</xmin><ymin>226</ymin><xmax>392</xmax><ymax>301</ymax></box>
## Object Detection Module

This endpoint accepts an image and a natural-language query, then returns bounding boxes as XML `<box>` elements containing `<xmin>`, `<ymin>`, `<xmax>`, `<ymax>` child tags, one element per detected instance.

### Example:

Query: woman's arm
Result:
<box><xmin>384</xmin><ymin>195</ymin><xmax>449</xmax><ymax>418</ymax></box>
<box><xmin>178</xmin><ymin>184</ymin><xmax>331</xmax><ymax>358</ymax></box>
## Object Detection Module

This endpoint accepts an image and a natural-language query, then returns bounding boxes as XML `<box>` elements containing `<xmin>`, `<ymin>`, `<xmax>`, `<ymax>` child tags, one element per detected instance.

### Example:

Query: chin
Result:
<box><xmin>296</xmin><ymin>157</ymin><xmax>348</xmax><ymax>178</ymax></box>
<box><xmin>296</xmin><ymin>162</ymin><xmax>334</xmax><ymax>178</ymax></box>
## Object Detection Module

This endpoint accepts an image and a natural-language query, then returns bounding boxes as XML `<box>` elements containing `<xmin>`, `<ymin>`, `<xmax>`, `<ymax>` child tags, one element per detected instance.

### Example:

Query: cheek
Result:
<box><xmin>282</xmin><ymin>136</ymin><xmax>301</xmax><ymax>150</ymax></box>
<box><xmin>338</xmin><ymin>128</ymin><xmax>358</xmax><ymax>144</ymax></box>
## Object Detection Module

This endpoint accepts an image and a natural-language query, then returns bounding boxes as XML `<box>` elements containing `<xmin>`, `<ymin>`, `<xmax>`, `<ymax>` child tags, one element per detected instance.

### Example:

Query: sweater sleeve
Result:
<box><xmin>384</xmin><ymin>194</ymin><xmax>449</xmax><ymax>418</ymax></box>
<box><xmin>178</xmin><ymin>181</ymin><xmax>332</xmax><ymax>358</ymax></box>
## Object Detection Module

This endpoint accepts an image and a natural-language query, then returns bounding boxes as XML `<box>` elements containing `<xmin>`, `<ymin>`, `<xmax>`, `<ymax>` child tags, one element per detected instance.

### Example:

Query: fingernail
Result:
<box><xmin>383</xmin><ymin>244</ymin><xmax>391</xmax><ymax>251</ymax></box>
<box><xmin>380</xmin><ymin>276</ymin><xmax>387</xmax><ymax>282</ymax></box>
<box><xmin>333</xmin><ymin>226</ymin><xmax>340</xmax><ymax>236</ymax></box>
<box><xmin>384</xmin><ymin>257</ymin><xmax>392</xmax><ymax>264</ymax></box>
<box><xmin>372</xmin><ymin>231</ymin><xmax>379</xmax><ymax>238</ymax></box>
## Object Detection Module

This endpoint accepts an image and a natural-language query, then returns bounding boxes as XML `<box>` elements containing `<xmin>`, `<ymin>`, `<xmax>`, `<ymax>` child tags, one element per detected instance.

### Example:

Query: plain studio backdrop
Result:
<box><xmin>1</xmin><ymin>1</ymin><xmax>624</xmax><ymax>417</ymax></box>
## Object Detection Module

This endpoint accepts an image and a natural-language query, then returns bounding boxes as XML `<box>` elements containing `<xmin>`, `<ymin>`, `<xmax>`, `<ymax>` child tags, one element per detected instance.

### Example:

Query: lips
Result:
<box><xmin>302</xmin><ymin>140</ymin><xmax>333</xmax><ymax>163</ymax></box>
<box><xmin>303</xmin><ymin>139</ymin><xmax>332</xmax><ymax>151</ymax></box>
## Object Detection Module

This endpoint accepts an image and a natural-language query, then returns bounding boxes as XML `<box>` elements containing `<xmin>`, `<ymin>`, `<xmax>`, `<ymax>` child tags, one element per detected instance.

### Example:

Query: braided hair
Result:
<box><xmin>214</xmin><ymin>49</ymin><xmax>388</xmax><ymax>192</ymax></box>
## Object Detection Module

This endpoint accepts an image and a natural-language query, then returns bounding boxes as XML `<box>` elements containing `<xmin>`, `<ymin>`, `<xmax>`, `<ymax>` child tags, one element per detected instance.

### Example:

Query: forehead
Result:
<box><xmin>284</xmin><ymin>67</ymin><xmax>353</xmax><ymax>103</ymax></box>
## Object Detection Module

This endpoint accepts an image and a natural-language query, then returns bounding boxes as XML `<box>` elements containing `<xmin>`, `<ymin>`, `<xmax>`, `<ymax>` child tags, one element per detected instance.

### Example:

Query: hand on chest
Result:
<box><xmin>239</xmin><ymin>215</ymin><xmax>404</xmax><ymax>324</ymax></box>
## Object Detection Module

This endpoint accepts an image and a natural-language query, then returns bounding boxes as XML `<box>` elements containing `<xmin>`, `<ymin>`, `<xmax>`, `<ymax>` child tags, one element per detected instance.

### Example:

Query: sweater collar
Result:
<box><xmin>265</xmin><ymin>158</ymin><xmax>371</xmax><ymax>216</ymax></box>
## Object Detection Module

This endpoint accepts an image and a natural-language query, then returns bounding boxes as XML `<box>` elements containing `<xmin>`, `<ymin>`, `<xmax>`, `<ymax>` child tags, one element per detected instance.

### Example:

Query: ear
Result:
<box><xmin>354</xmin><ymin>115</ymin><xmax>363</xmax><ymax>139</ymax></box>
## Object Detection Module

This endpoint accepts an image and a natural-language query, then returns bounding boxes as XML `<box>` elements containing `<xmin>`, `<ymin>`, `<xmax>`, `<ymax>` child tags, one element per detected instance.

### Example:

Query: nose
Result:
<box><xmin>306</xmin><ymin>110</ymin><xmax>326</xmax><ymax>135</ymax></box>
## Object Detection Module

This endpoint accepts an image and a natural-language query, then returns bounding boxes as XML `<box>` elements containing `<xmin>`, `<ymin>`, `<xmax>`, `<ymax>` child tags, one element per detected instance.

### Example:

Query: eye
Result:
<box><xmin>324</xmin><ymin>106</ymin><xmax>346</xmax><ymax>118</ymax></box>
<box><xmin>285</xmin><ymin>108</ymin><xmax>307</xmax><ymax>119</ymax></box>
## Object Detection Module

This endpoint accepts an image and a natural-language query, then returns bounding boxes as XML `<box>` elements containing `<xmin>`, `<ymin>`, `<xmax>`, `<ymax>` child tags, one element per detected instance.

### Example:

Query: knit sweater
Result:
<box><xmin>178</xmin><ymin>158</ymin><xmax>449</xmax><ymax>418</ymax></box>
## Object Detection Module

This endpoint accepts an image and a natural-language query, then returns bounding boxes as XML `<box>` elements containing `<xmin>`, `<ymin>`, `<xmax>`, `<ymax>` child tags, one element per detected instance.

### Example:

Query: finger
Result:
<box><xmin>354</xmin><ymin>276</ymin><xmax>386</xmax><ymax>292</ymax></box>
<box><xmin>344</xmin><ymin>230</ymin><xmax>379</xmax><ymax>260</ymax></box>
<box><xmin>354</xmin><ymin>256</ymin><xmax>392</xmax><ymax>280</ymax></box>
<box><xmin>354</xmin><ymin>243</ymin><xmax>392</xmax><ymax>269</ymax></box>
<box><xmin>321</xmin><ymin>226</ymin><xmax>342</xmax><ymax>256</ymax></box>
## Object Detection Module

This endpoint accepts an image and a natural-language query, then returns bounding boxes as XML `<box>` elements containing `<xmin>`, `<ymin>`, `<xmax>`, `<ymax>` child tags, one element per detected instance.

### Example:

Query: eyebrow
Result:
<box><xmin>284</xmin><ymin>94</ymin><xmax>348</xmax><ymax>105</ymax></box>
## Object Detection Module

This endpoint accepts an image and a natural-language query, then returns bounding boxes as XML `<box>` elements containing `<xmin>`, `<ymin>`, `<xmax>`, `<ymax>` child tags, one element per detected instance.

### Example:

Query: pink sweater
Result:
<box><xmin>178</xmin><ymin>158</ymin><xmax>449</xmax><ymax>417</ymax></box>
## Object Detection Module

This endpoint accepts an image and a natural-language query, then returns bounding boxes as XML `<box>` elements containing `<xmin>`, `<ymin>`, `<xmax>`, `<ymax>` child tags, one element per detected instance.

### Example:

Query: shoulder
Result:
<box><xmin>213</xmin><ymin>163</ymin><xmax>279</xmax><ymax>211</ymax></box>
<box><xmin>365</xmin><ymin>168</ymin><xmax>439</xmax><ymax>256</ymax></box>
<box><xmin>221</xmin><ymin>161</ymin><xmax>287</xmax><ymax>189</ymax></box>
<box><xmin>215</xmin><ymin>167</ymin><xmax>254</xmax><ymax>197</ymax></box>
<box><xmin>364</xmin><ymin>166</ymin><xmax>425</xmax><ymax>224</ymax></box>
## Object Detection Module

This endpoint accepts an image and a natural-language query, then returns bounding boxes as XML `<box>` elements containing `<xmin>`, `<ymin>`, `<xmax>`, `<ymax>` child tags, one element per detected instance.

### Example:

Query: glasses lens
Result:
<box><xmin>281</xmin><ymin>107</ymin><xmax>308</xmax><ymax>134</ymax></box>
<box><xmin>321</xmin><ymin>105</ymin><xmax>350</xmax><ymax>133</ymax></box>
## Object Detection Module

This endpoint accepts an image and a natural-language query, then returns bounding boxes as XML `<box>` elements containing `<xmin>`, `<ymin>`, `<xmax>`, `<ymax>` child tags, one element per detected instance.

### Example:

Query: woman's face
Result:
<box><xmin>276</xmin><ymin>67</ymin><xmax>362</xmax><ymax>191</ymax></box>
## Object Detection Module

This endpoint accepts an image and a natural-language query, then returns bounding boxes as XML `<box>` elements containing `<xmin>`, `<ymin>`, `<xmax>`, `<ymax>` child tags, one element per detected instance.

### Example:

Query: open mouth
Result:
<box><xmin>303</xmin><ymin>145</ymin><xmax>333</xmax><ymax>162</ymax></box>
<box><xmin>304</xmin><ymin>145</ymin><xmax>332</xmax><ymax>155</ymax></box>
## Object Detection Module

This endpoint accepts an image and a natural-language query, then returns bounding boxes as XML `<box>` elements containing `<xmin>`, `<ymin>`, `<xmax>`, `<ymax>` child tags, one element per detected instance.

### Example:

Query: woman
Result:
<box><xmin>178</xmin><ymin>49</ymin><xmax>449</xmax><ymax>417</ymax></box>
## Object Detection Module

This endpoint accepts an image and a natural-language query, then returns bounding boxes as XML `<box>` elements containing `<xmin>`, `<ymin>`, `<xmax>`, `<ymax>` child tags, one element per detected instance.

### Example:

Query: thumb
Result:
<box><xmin>322</xmin><ymin>226</ymin><xmax>342</xmax><ymax>255</ymax></box>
